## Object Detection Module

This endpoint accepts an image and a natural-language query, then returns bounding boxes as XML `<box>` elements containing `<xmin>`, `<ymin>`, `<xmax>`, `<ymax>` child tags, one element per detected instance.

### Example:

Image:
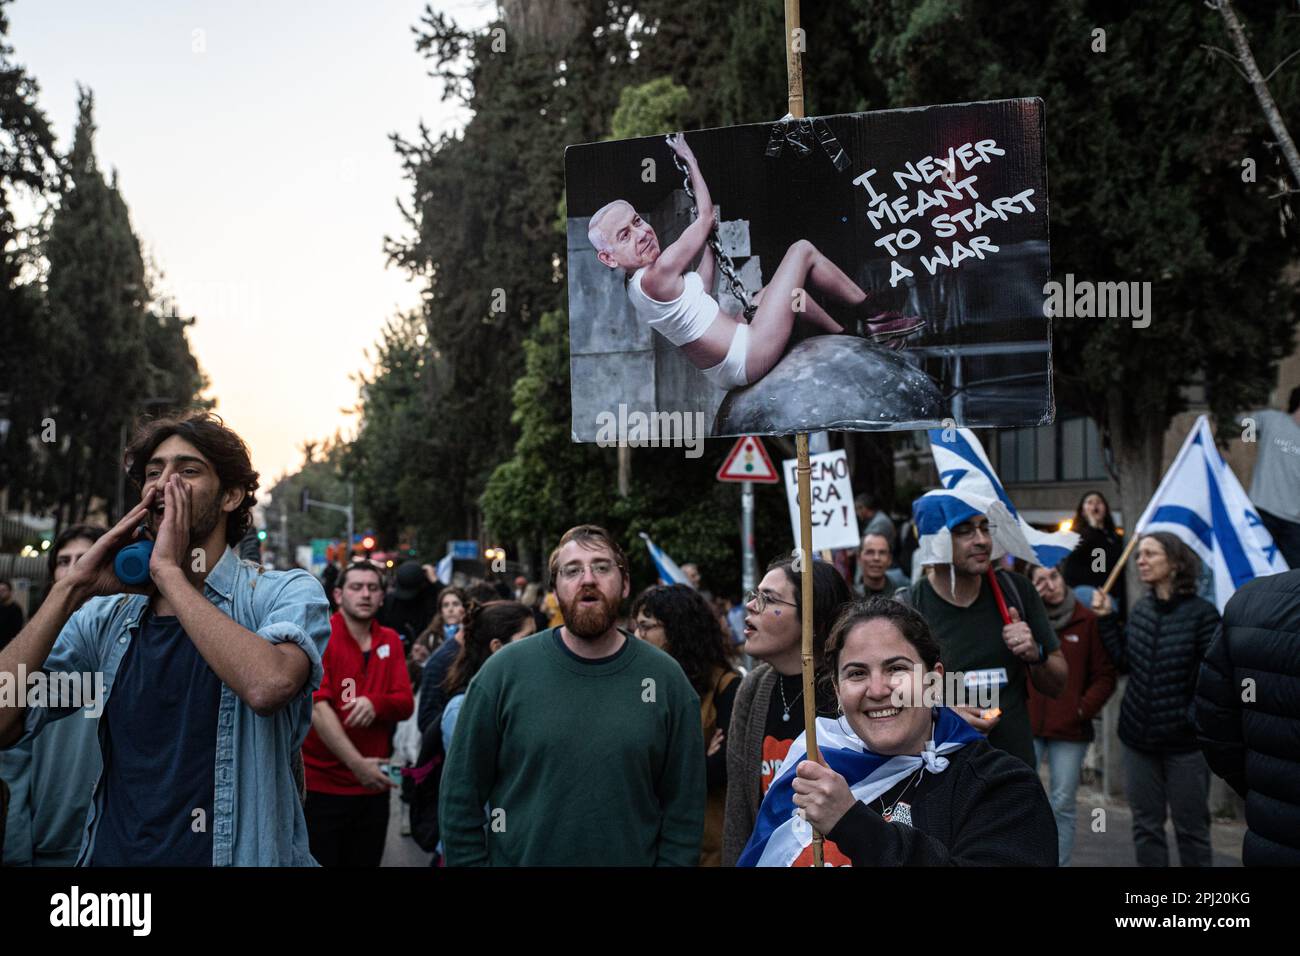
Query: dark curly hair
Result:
<box><xmin>631</xmin><ymin>584</ymin><xmax>731</xmax><ymax>697</ymax></box>
<box><xmin>123</xmin><ymin>412</ymin><xmax>258</xmax><ymax>546</ymax></box>
<box><xmin>443</xmin><ymin>600</ymin><xmax>534</xmax><ymax>696</ymax></box>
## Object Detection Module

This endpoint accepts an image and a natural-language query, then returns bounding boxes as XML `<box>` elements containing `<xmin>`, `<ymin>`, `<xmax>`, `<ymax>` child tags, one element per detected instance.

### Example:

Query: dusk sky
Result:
<box><xmin>9</xmin><ymin>0</ymin><xmax>496</xmax><ymax>488</ymax></box>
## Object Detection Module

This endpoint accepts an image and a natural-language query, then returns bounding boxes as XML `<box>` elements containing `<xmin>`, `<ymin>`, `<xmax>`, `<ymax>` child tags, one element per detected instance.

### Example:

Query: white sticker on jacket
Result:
<box><xmin>377</xmin><ymin>644</ymin><xmax>391</xmax><ymax>659</ymax></box>
<box><xmin>963</xmin><ymin>668</ymin><xmax>1009</xmax><ymax>689</ymax></box>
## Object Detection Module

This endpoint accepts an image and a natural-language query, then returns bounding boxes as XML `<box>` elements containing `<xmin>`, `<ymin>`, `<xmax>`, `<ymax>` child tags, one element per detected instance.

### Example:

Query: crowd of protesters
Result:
<box><xmin>1</xmin><ymin>408</ymin><xmax>1298</xmax><ymax>869</ymax></box>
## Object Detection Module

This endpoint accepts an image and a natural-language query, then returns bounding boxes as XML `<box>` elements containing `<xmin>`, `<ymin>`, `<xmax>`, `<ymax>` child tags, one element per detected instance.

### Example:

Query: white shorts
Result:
<box><xmin>702</xmin><ymin>322</ymin><xmax>750</xmax><ymax>391</ymax></box>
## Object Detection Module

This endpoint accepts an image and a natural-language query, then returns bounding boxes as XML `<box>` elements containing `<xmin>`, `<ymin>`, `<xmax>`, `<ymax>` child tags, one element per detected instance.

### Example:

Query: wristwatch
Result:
<box><xmin>1029</xmin><ymin>641</ymin><xmax>1046</xmax><ymax>665</ymax></box>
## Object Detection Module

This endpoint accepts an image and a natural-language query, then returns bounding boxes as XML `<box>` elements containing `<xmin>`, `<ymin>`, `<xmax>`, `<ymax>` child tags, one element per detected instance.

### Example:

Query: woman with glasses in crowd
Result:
<box><xmin>721</xmin><ymin>555</ymin><xmax>852</xmax><ymax>866</ymax></box>
<box><xmin>631</xmin><ymin>584</ymin><xmax>740</xmax><ymax>866</ymax></box>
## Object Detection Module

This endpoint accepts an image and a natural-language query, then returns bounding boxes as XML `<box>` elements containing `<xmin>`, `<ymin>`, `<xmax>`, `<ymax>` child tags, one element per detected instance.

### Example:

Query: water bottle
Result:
<box><xmin>114</xmin><ymin>540</ymin><xmax>154</xmax><ymax>586</ymax></box>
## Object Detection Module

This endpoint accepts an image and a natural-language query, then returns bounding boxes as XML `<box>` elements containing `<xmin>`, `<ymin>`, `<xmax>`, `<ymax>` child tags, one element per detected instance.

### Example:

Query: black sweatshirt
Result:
<box><xmin>825</xmin><ymin>739</ymin><xmax>1057</xmax><ymax>866</ymax></box>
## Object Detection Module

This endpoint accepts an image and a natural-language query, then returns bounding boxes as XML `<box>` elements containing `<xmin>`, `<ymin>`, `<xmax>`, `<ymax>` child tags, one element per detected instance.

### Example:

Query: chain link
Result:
<box><xmin>668</xmin><ymin>141</ymin><xmax>756</xmax><ymax>321</ymax></box>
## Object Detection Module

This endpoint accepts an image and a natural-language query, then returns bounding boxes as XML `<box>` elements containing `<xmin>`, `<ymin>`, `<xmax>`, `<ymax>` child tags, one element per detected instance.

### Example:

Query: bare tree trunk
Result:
<box><xmin>1212</xmin><ymin>0</ymin><xmax>1300</xmax><ymax>192</ymax></box>
<box><xmin>1104</xmin><ymin>390</ymin><xmax>1165</xmax><ymax>607</ymax></box>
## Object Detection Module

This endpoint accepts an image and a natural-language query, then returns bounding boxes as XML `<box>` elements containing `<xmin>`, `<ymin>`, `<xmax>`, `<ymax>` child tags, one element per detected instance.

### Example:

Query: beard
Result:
<box><xmin>149</xmin><ymin>487</ymin><xmax>225</xmax><ymax>543</ymax></box>
<box><xmin>559</xmin><ymin>586</ymin><xmax>621</xmax><ymax>640</ymax></box>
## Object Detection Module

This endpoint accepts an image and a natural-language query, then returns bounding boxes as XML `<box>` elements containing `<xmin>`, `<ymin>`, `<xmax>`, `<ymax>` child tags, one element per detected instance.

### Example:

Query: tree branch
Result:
<box><xmin>1210</xmin><ymin>0</ymin><xmax>1300</xmax><ymax>193</ymax></box>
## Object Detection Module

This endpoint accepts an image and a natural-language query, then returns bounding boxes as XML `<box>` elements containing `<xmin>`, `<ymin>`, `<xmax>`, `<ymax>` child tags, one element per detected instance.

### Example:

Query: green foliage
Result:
<box><xmin>610</xmin><ymin>77</ymin><xmax>690</xmax><ymax>139</ymax></box>
<box><xmin>341</xmin><ymin>311</ymin><xmax>445</xmax><ymax>551</ymax></box>
<box><xmin>265</xmin><ymin>437</ymin><xmax>364</xmax><ymax>556</ymax></box>
<box><xmin>853</xmin><ymin>0</ymin><xmax>1299</xmax><ymax>455</ymax></box>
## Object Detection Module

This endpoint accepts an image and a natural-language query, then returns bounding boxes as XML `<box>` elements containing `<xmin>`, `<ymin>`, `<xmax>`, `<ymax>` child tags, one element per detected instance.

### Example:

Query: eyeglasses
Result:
<box><xmin>634</xmin><ymin>618</ymin><xmax>664</xmax><ymax>635</ymax></box>
<box><xmin>557</xmin><ymin>560</ymin><xmax>619</xmax><ymax>582</ymax></box>
<box><xmin>745</xmin><ymin>588</ymin><xmax>798</xmax><ymax>614</ymax></box>
<box><xmin>951</xmin><ymin>522</ymin><xmax>997</xmax><ymax>540</ymax></box>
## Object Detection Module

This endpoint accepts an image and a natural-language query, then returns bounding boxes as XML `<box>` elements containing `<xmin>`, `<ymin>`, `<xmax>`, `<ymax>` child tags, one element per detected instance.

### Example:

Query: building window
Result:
<box><xmin>998</xmin><ymin>416</ymin><xmax>1107</xmax><ymax>483</ymax></box>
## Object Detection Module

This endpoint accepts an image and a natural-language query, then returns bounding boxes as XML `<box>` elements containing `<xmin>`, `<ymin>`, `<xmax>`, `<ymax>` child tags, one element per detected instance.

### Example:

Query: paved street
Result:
<box><xmin>378</xmin><ymin>784</ymin><xmax>1247</xmax><ymax>867</ymax></box>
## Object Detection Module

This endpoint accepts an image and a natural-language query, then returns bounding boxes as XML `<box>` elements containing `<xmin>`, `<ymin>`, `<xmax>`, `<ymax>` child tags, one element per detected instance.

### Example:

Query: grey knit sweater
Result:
<box><xmin>721</xmin><ymin>663</ymin><xmax>778</xmax><ymax>866</ymax></box>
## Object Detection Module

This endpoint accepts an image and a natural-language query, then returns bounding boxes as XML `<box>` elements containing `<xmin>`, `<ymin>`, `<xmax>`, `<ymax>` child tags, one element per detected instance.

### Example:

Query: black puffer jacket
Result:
<box><xmin>1101</xmin><ymin>591</ymin><xmax>1220</xmax><ymax>752</ymax></box>
<box><xmin>1195</xmin><ymin>571</ymin><xmax>1300</xmax><ymax>867</ymax></box>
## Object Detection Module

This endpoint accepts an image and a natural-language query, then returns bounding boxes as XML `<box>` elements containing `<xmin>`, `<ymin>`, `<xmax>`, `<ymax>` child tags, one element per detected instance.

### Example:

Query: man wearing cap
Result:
<box><xmin>908</xmin><ymin>496</ymin><xmax>1068</xmax><ymax>768</ymax></box>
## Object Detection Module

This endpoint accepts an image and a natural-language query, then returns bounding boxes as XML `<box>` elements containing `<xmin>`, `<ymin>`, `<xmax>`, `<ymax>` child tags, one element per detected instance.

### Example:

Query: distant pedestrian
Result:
<box><xmin>1061</xmin><ymin>490</ymin><xmax>1127</xmax><ymax>614</ymax></box>
<box><xmin>439</xmin><ymin>601</ymin><xmax>536</xmax><ymax>753</ymax></box>
<box><xmin>856</xmin><ymin>493</ymin><xmax>896</xmax><ymax>551</ymax></box>
<box><xmin>302</xmin><ymin>561</ymin><xmax>414</xmax><ymax>867</ymax></box>
<box><xmin>1092</xmin><ymin>532</ymin><xmax>1220</xmax><ymax>867</ymax></box>
<box><xmin>1026</xmin><ymin>562</ymin><xmax>1117</xmax><ymax>866</ymax></box>
<box><xmin>854</xmin><ymin>532</ymin><xmax>908</xmax><ymax>598</ymax></box>
<box><xmin>1239</xmin><ymin>387</ymin><xmax>1300</xmax><ymax>569</ymax></box>
<box><xmin>633</xmin><ymin>584</ymin><xmax>740</xmax><ymax>866</ymax></box>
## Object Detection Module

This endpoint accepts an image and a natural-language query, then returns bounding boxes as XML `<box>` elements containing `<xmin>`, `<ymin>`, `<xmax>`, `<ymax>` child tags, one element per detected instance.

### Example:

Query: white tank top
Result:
<box><xmin>627</xmin><ymin>268</ymin><xmax>720</xmax><ymax>347</ymax></box>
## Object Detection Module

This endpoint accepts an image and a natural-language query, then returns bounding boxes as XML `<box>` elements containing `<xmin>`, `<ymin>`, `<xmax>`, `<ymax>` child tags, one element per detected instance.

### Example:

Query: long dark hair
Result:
<box><xmin>631</xmin><ymin>584</ymin><xmax>731</xmax><ymax>697</ymax></box>
<box><xmin>1141</xmin><ymin>532</ymin><xmax>1202</xmax><ymax>598</ymax></box>
<box><xmin>123</xmin><ymin>412</ymin><xmax>259</xmax><ymax>546</ymax></box>
<box><xmin>1073</xmin><ymin>489</ymin><xmax>1117</xmax><ymax>535</ymax></box>
<box><xmin>763</xmin><ymin>554</ymin><xmax>853</xmax><ymax>675</ymax></box>
<box><xmin>421</xmin><ymin>586</ymin><xmax>468</xmax><ymax>644</ymax></box>
<box><xmin>443</xmin><ymin>600</ymin><xmax>533</xmax><ymax>696</ymax></box>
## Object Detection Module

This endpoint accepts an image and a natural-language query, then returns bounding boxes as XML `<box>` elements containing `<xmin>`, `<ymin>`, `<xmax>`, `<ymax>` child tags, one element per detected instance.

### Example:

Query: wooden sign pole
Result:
<box><xmin>784</xmin><ymin>0</ymin><xmax>824</xmax><ymax>869</ymax></box>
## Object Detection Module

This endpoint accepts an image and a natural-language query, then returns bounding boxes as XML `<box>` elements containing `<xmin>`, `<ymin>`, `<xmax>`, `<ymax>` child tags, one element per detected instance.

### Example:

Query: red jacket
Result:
<box><xmin>1027</xmin><ymin>599</ymin><xmax>1117</xmax><ymax>742</ymax></box>
<box><xmin>303</xmin><ymin>613</ymin><xmax>415</xmax><ymax>795</ymax></box>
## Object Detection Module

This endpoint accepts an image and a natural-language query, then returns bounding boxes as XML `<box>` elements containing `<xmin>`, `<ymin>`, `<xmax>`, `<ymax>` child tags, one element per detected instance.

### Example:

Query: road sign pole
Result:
<box><xmin>741</xmin><ymin>480</ymin><xmax>756</xmax><ymax>594</ymax></box>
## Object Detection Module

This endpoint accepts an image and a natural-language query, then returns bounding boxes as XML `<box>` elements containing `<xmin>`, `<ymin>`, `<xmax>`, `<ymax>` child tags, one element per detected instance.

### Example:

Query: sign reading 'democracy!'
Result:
<box><xmin>782</xmin><ymin>449</ymin><xmax>860</xmax><ymax>552</ymax></box>
<box><xmin>564</xmin><ymin>98</ymin><xmax>1051</xmax><ymax>445</ymax></box>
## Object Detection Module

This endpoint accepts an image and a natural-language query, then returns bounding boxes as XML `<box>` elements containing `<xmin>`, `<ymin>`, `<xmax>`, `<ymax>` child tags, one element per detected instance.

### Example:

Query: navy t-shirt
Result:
<box><xmin>91</xmin><ymin>611</ymin><xmax>222</xmax><ymax>866</ymax></box>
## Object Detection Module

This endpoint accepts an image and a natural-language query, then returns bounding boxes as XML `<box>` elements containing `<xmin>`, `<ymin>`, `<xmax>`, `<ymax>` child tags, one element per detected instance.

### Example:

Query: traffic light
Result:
<box><xmin>257</xmin><ymin>529</ymin><xmax>268</xmax><ymax>542</ymax></box>
<box><xmin>361</xmin><ymin>535</ymin><xmax>376</xmax><ymax>551</ymax></box>
<box><xmin>300</xmin><ymin>487</ymin><xmax>311</xmax><ymax>513</ymax></box>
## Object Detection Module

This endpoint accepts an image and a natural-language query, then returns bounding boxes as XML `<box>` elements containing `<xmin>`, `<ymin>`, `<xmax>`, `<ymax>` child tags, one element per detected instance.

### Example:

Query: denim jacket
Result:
<box><xmin>19</xmin><ymin>547</ymin><xmax>331</xmax><ymax>866</ymax></box>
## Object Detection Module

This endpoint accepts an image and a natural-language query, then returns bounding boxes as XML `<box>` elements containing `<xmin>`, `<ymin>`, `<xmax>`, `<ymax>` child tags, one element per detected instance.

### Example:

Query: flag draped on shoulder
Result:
<box><xmin>926</xmin><ymin>426</ymin><xmax>1079</xmax><ymax>567</ymax></box>
<box><xmin>637</xmin><ymin>532</ymin><xmax>690</xmax><ymax>586</ymax></box>
<box><xmin>1136</xmin><ymin>415</ymin><xmax>1289</xmax><ymax>612</ymax></box>
<box><xmin>737</xmin><ymin>708</ymin><xmax>983</xmax><ymax>867</ymax></box>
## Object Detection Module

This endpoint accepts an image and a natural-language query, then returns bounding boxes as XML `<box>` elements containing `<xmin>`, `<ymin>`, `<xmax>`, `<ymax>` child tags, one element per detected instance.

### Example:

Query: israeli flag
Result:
<box><xmin>1136</xmin><ymin>415</ymin><xmax>1288</xmax><ymax>612</ymax></box>
<box><xmin>927</xmin><ymin>426</ymin><xmax>1079</xmax><ymax>567</ymax></box>
<box><xmin>435</xmin><ymin>552</ymin><xmax>453</xmax><ymax>586</ymax></box>
<box><xmin>737</xmin><ymin>708</ymin><xmax>982</xmax><ymax>867</ymax></box>
<box><xmin>638</xmin><ymin>532</ymin><xmax>690</xmax><ymax>586</ymax></box>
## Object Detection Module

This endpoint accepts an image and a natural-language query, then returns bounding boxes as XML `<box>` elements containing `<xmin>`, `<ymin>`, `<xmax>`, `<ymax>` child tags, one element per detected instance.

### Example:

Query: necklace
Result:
<box><xmin>778</xmin><ymin>676</ymin><xmax>803</xmax><ymax>723</ymax></box>
<box><xmin>879</xmin><ymin>764</ymin><xmax>926</xmax><ymax>819</ymax></box>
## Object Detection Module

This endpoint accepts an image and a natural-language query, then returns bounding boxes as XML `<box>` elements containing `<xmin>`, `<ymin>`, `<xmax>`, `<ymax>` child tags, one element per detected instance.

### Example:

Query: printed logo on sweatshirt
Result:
<box><xmin>761</xmin><ymin>736</ymin><xmax>796</xmax><ymax>794</ymax></box>
<box><xmin>377</xmin><ymin>644</ymin><xmax>391</xmax><ymax>659</ymax></box>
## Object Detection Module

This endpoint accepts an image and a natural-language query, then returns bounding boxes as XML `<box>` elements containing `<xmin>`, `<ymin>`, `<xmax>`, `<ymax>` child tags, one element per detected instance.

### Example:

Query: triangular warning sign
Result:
<box><xmin>717</xmin><ymin>436</ymin><xmax>780</xmax><ymax>483</ymax></box>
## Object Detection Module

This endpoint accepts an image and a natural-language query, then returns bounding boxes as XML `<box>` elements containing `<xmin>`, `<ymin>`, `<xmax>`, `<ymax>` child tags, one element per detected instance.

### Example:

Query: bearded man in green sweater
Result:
<box><xmin>438</xmin><ymin>525</ymin><xmax>706</xmax><ymax>866</ymax></box>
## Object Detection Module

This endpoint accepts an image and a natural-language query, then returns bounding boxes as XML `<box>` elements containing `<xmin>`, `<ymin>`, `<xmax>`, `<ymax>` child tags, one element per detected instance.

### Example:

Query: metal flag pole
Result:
<box><xmin>784</xmin><ymin>0</ymin><xmax>824</xmax><ymax>869</ymax></box>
